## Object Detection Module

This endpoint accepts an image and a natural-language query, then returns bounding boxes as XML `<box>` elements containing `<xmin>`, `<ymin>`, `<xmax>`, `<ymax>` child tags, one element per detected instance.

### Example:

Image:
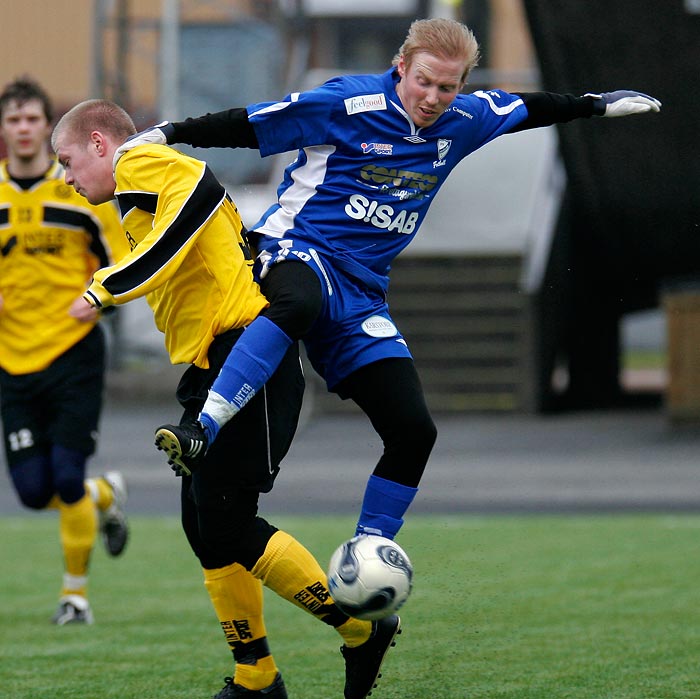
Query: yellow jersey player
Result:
<box><xmin>0</xmin><ymin>78</ymin><xmax>131</xmax><ymax>625</ymax></box>
<box><xmin>52</xmin><ymin>99</ymin><xmax>394</xmax><ymax>699</ymax></box>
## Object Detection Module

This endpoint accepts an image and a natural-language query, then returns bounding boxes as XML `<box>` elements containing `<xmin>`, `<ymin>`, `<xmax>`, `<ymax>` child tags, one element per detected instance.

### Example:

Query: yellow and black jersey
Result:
<box><xmin>85</xmin><ymin>145</ymin><xmax>268</xmax><ymax>368</ymax></box>
<box><xmin>0</xmin><ymin>160</ymin><xmax>127</xmax><ymax>375</ymax></box>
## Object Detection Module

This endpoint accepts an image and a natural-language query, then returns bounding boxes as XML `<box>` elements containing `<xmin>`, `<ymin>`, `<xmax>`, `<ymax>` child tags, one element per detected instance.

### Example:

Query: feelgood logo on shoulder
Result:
<box><xmin>345</xmin><ymin>94</ymin><xmax>387</xmax><ymax>115</ymax></box>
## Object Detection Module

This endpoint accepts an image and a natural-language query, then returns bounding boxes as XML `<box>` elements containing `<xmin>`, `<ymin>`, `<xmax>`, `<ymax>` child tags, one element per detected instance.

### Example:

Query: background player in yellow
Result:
<box><xmin>52</xmin><ymin>98</ymin><xmax>398</xmax><ymax>699</ymax></box>
<box><xmin>0</xmin><ymin>78</ymin><xmax>130</xmax><ymax>625</ymax></box>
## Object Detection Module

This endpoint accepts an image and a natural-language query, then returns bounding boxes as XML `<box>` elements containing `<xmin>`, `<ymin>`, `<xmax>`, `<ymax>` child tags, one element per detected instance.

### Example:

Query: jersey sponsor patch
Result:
<box><xmin>345</xmin><ymin>194</ymin><xmax>420</xmax><ymax>234</ymax></box>
<box><xmin>359</xmin><ymin>165</ymin><xmax>438</xmax><ymax>192</ymax></box>
<box><xmin>449</xmin><ymin>106</ymin><xmax>474</xmax><ymax>119</ymax></box>
<box><xmin>361</xmin><ymin>315</ymin><xmax>398</xmax><ymax>338</ymax></box>
<box><xmin>362</xmin><ymin>142</ymin><xmax>393</xmax><ymax>155</ymax></box>
<box><xmin>345</xmin><ymin>93</ymin><xmax>387</xmax><ymax>115</ymax></box>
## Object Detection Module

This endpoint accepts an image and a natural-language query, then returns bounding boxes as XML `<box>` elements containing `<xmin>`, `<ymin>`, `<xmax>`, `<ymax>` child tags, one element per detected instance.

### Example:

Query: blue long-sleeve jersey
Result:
<box><xmin>246</xmin><ymin>68</ymin><xmax>528</xmax><ymax>294</ymax></box>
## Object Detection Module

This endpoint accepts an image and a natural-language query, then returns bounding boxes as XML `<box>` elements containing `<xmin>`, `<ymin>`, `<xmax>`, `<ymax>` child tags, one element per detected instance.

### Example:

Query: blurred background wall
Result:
<box><xmin>1</xmin><ymin>1</ymin><xmax>694</xmax><ymax>416</ymax></box>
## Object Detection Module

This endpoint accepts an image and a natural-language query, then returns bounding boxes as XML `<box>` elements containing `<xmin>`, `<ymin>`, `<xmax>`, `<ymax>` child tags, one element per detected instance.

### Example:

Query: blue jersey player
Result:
<box><xmin>121</xmin><ymin>18</ymin><xmax>660</xmax><ymax>699</ymax></box>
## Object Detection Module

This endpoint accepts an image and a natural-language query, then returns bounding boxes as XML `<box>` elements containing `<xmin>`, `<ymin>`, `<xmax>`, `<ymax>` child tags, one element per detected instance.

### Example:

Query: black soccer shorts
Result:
<box><xmin>175</xmin><ymin>328</ymin><xmax>305</xmax><ymax>498</ymax></box>
<box><xmin>0</xmin><ymin>326</ymin><xmax>105</xmax><ymax>467</ymax></box>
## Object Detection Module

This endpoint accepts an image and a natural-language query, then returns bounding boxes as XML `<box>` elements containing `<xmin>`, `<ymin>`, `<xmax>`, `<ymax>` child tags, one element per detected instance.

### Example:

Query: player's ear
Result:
<box><xmin>90</xmin><ymin>130</ymin><xmax>107</xmax><ymax>156</ymax></box>
<box><xmin>396</xmin><ymin>54</ymin><xmax>407</xmax><ymax>78</ymax></box>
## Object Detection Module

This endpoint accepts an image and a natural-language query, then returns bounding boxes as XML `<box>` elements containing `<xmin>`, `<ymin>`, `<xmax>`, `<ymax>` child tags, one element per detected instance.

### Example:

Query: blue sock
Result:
<box><xmin>202</xmin><ymin>316</ymin><xmax>292</xmax><ymax>441</ymax></box>
<box><xmin>198</xmin><ymin>413</ymin><xmax>220</xmax><ymax>444</ymax></box>
<box><xmin>355</xmin><ymin>474</ymin><xmax>418</xmax><ymax>540</ymax></box>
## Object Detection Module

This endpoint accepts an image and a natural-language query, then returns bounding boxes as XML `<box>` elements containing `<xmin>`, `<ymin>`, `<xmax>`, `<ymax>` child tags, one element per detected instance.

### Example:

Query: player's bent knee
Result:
<box><xmin>53</xmin><ymin>477</ymin><xmax>86</xmax><ymax>505</ymax></box>
<box><xmin>417</xmin><ymin>411</ymin><xmax>438</xmax><ymax>452</ymax></box>
<box><xmin>376</xmin><ymin>409</ymin><xmax>437</xmax><ymax>487</ymax></box>
<box><xmin>392</xmin><ymin>403</ymin><xmax>438</xmax><ymax>454</ymax></box>
<box><xmin>16</xmin><ymin>486</ymin><xmax>53</xmax><ymax>510</ymax></box>
<box><xmin>261</xmin><ymin>262</ymin><xmax>323</xmax><ymax>338</ymax></box>
<box><xmin>196</xmin><ymin>513</ymin><xmax>278</xmax><ymax>571</ymax></box>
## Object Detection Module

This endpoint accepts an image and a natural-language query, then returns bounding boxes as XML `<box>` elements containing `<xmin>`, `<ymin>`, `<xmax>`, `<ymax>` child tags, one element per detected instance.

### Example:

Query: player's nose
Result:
<box><xmin>424</xmin><ymin>86</ymin><xmax>439</xmax><ymax>105</ymax></box>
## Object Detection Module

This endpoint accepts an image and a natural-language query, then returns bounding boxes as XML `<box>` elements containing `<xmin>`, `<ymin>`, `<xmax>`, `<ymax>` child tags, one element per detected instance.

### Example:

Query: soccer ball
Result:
<box><xmin>326</xmin><ymin>535</ymin><xmax>413</xmax><ymax>621</ymax></box>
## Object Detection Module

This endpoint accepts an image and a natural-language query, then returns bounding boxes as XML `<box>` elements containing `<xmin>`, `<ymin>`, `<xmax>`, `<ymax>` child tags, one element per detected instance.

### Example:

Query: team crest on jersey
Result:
<box><xmin>437</xmin><ymin>139</ymin><xmax>452</xmax><ymax>160</ymax></box>
<box><xmin>361</xmin><ymin>142</ymin><xmax>393</xmax><ymax>155</ymax></box>
<box><xmin>345</xmin><ymin>93</ymin><xmax>387</xmax><ymax>115</ymax></box>
<box><xmin>433</xmin><ymin>138</ymin><xmax>452</xmax><ymax>168</ymax></box>
<box><xmin>55</xmin><ymin>183</ymin><xmax>74</xmax><ymax>199</ymax></box>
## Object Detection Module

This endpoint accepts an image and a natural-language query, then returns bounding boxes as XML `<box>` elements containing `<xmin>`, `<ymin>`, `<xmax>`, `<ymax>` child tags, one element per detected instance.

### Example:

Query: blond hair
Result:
<box><xmin>52</xmin><ymin>99</ymin><xmax>136</xmax><ymax>150</ymax></box>
<box><xmin>393</xmin><ymin>18</ymin><xmax>480</xmax><ymax>83</ymax></box>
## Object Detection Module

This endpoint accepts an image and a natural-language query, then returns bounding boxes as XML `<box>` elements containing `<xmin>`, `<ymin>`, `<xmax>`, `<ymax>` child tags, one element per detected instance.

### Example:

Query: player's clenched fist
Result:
<box><xmin>69</xmin><ymin>295</ymin><xmax>100</xmax><ymax>322</ymax></box>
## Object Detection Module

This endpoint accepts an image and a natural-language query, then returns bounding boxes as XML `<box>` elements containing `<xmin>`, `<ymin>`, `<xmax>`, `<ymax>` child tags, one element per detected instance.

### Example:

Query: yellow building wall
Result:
<box><xmin>0</xmin><ymin>0</ymin><xmax>265</xmax><ymax>121</ymax></box>
<box><xmin>0</xmin><ymin>1</ymin><xmax>96</xmax><ymax>108</ymax></box>
<box><xmin>0</xmin><ymin>1</ymin><xmax>535</xmax><ymax>121</ymax></box>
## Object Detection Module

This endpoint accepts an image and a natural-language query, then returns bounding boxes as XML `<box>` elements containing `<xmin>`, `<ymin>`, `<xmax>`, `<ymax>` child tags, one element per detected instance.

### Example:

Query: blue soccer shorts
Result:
<box><xmin>255</xmin><ymin>237</ymin><xmax>413</xmax><ymax>391</ymax></box>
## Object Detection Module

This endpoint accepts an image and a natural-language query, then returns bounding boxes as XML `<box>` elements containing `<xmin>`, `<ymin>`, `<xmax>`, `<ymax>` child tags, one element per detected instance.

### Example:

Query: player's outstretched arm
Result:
<box><xmin>112</xmin><ymin>121</ymin><xmax>174</xmax><ymax>169</ymax></box>
<box><xmin>585</xmin><ymin>90</ymin><xmax>662</xmax><ymax>117</ymax></box>
<box><xmin>113</xmin><ymin>108</ymin><xmax>258</xmax><ymax>167</ymax></box>
<box><xmin>511</xmin><ymin>89</ymin><xmax>661</xmax><ymax>132</ymax></box>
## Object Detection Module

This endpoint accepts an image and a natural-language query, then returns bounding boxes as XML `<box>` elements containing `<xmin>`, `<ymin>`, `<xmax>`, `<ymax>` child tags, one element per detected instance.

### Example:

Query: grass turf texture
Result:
<box><xmin>1</xmin><ymin>514</ymin><xmax>698</xmax><ymax>699</ymax></box>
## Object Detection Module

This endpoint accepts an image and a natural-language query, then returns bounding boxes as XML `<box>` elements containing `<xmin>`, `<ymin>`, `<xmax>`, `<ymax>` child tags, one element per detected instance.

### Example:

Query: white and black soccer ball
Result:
<box><xmin>327</xmin><ymin>535</ymin><xmax>413</xmax><ymax>621</ymax></box>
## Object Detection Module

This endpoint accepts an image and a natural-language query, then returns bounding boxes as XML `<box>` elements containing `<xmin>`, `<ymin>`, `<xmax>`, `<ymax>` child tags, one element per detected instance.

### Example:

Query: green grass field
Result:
<box><xmin>2</xmin><ymin>514</ymin><xmax>699</xmax><ymax>699</ymax></box>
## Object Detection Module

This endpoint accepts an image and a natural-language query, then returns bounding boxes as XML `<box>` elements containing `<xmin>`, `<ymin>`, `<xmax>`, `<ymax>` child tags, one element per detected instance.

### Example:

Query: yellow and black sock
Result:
<box><xmin>203</xmin><ymin>563</ymin><xmax>278</xmax><ymax>691</ymax></box>
<box><xmin>58</xmin><ymin>493</ymin><xmax>97</xmax><ymax>598</ymax></box>
<box><xmin>52</xmin><ymin>477</ymin><xmax>113</xmax><ymax>514</ymax></box>
<box><xmin>251</xmin><ymin>530</ymin><xmax>372</xmax><ymax>648</ymax></box>
<box><xmin>85</xmin><ymin>477</ymin><xmax>114</xmax><ymax>513</ymax></box>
